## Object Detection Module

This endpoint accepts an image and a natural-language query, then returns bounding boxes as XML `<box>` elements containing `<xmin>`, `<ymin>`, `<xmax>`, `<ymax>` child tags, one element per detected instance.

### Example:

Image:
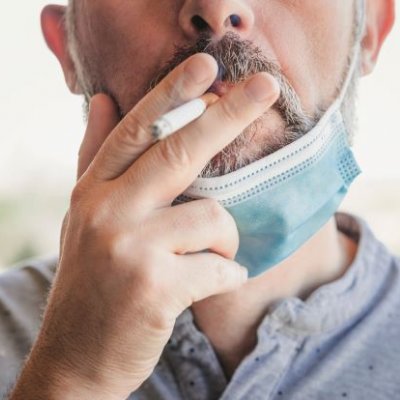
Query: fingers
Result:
<box><xmin>173</xmin><ymin>252</ymin><xmax>248</xmax><ymax>307</ymax></box>
<box><xmin>78</xmin><ymin>94</ymin><xmax>120</xmax><ymax>180</ymax></box>
<box><xmin>124</xmin><ymin>72</ymin><xmax>280</xmax><ymax>209</ymax></box>
<box><xmin>90</xmin><ymin>53</ymin><xmax>219</xmax><ymax>182</ymax></box>
<box><xmin>149</xmin><ymin>198</ymin><xmax>239</xmax><ymax>260</ymax></box>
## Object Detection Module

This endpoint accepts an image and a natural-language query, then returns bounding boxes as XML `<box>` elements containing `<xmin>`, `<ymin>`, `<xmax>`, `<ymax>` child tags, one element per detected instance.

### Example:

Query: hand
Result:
<box><xmin>11</xmin><ymin>53</ymin><xmax>280</xmax><ymax>400</ymax></box>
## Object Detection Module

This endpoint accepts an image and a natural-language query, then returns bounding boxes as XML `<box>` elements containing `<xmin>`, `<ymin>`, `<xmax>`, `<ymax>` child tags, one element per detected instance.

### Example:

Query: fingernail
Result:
<box><xmin>185</xmin><ymin>57</ymin><xmax>213</xmax><ymax>85</ymax></box>
<box><xmin>245</xmin><ymin>73</ymin><xmax>279</xmax><ymax>103</ymax></box>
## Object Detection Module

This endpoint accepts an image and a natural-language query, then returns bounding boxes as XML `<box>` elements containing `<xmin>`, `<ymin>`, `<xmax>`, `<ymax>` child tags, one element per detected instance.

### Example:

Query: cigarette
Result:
<box><xmin>151</xmin><ymin>93</ymin><xmax>219</xmax><ymax>141</ymax></box>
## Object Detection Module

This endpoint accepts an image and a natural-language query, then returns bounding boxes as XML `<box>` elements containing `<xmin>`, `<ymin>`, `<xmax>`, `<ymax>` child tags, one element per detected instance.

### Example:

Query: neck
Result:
<box><xmin>191</xmin><ymin>216</ymin><xmax>358</xmax><ymax>379</ymax></box>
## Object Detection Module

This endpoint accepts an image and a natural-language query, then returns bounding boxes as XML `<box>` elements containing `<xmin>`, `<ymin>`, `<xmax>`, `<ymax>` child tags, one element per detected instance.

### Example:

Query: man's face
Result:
<box><xmin>68</xmin><ymin>0</ymin><xmax>358</xmax><ymax>176</ymax></box>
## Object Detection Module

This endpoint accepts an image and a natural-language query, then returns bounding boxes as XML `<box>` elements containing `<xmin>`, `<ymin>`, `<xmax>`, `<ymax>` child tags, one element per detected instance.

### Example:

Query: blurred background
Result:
<box><xmin>0</xmin><ymin>2</ymin><xmax>399</xmax><ymax>271</ymax></box>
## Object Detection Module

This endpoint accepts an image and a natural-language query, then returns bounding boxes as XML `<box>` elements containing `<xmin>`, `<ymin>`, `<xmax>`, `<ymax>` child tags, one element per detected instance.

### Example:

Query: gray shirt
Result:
<box><xmin>1</xmin><ymin>213</ymin><xmax>399</xmax><ymax>399</ymax></box>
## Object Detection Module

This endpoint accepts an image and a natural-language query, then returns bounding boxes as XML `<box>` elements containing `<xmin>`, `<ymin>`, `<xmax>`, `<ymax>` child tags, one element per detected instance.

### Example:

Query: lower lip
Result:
<box><xmin>207</xmin><ymin>81</ymin><xmax>235</xmax><ymax>96</ymax></box>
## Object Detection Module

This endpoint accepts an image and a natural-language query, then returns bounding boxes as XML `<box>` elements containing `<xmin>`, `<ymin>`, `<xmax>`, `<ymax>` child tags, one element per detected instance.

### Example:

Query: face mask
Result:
<box><xmin>172</xmin><ymin>5</ymin><xmax>365</xmax><ymax>278</ymax></box>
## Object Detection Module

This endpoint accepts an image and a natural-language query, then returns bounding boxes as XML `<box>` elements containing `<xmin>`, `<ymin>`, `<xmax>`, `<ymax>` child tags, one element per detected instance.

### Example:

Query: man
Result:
<box><xmin>1</xmin><ymin>0</ymin><xmax>398</xmax><ymax>399</ymax></box>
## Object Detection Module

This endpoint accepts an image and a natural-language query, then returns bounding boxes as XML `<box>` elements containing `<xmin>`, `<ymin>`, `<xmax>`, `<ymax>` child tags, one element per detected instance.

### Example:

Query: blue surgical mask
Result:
<box><xmin>173</xmin><ymin>4</ymin><xmax>365</xmax><ymax>278</ymax></box>
<box><xmin>174</xmin><ymin>105</ymin><xmax>360</xmax><ymax>277</ymax></box>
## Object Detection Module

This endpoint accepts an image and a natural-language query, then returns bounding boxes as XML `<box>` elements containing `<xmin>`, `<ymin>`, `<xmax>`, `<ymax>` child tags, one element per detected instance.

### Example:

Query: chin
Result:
<box><xmin>200</xmin><ymin>110</ymin><xmax>287</xmax><ymax>178</ymax></box>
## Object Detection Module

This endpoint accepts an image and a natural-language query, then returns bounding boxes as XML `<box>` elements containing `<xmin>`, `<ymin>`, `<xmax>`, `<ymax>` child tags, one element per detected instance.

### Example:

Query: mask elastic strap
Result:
<box><xmin>337</xmin><ymin>0</ymin><xmax>367</xmax><ymax>104</ymax></box>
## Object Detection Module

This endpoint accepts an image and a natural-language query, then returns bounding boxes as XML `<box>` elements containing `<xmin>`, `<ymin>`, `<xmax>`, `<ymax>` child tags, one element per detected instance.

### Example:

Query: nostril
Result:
<box><xmin>191</xmin><ymin>15</ymin><xmax>210</xmax><ymax>31</ymax></box>
<box><xmin>229</xmin><ymin>14</ymin><xmax>241</xmax><ymax>28</ymax></box>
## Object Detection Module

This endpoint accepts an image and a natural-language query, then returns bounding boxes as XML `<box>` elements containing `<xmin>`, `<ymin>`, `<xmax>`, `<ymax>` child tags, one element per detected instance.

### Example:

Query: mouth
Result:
<box><xmin>206</xmin><ymin>80</ymin><xmax>236</xmax><ymax>97</ymax></box>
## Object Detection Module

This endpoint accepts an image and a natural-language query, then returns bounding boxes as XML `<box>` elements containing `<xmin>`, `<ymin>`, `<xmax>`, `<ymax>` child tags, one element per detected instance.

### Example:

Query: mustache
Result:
<box><xmin>148</xmin><ymin>32</ymin><xmax>315</xmax><ymax>133</ymax></box>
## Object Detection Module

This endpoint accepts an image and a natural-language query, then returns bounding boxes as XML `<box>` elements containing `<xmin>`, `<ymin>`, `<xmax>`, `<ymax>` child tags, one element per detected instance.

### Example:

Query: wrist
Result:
<box><xmin>8</xmin><ymin>347</ymin><xmax>127</xmax><ymax>400</ymax></box>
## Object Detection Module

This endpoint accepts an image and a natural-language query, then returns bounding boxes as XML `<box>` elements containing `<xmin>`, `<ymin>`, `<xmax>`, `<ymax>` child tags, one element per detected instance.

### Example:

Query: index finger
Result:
<box><xmin>88</xmin><ymin>53</ymin><xmax>219</xmax><ymax>182</ymax></box>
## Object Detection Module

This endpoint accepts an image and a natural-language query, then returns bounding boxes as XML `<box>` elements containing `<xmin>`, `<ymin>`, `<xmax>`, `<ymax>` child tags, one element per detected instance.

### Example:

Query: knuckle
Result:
<box><xmin>70</xmin><ymin>197</ymin><xmax>114</xmax><ymax>243</ymax></box>
<box><xmin>157</xmin><ymin>135</ymin><xmax>192</xmax><ymax>170</ymax></box>
<box><xmin>160</xmin><ymin>77</ymin><xmax>180</xmax><ymax>103</ymax></box>
<box><xmin>130</xmin><ymin>252</ymin><xmax>177</xmax><ymax>330</ymax></box>
<box><xmin>119</xmin><ymin>112</ymin><xmax>149</xmax><ymax>148</ymax></box>
<box><xmin>202</xmin><ymin>199</ymin><xmax>239</xmax><ymax>257</ymax></box>
<box><xmin>219</xmin><ymin>97</ymin><xmax>240</xmax><ymax>123</ymax></box>
<box><xmin>70</xmin><ymin>186</ymin><xmax>107</xmax><ymax>231</ymax></box>
<box><xmin>106</xmin><ymin>232</ymin><xmax>131</xmax><ymax>266</ymax></box>
<box><xmin>203</xmin><ymin>198</ymin><xmax>229</xmax><ymax>225</ymax></box>
<box><xmin>85</xmin><ymin>200</ymin><xmax>111</xmax><ymax>233</ymax></box>
<box><xmin>105</xmin><ymin>240</ymin><xmax>175</xmax><ymax>331</ymax></box>
<box><xmin>214</xmin><ymin>261</ymin><xmax>231</xmax><ymax>288</ymax></box>
<box><xmin>134</xmin><ymin>249</ymin><xmax>164</xmax><ymax>294</ymax></box>
<box><xmin>69</xmin><ymin>184</ymin><xmax>127</xmax><ymax>243</ymax></box>
<box><xmin>145</xmin><ymin>306</ymin><xmax>175</xmax><ymax>332</ymax></box>
<box><xmin>70</xmin><ymin>183</ymin><xmax>87</xmax><ymax>206</ymax></box>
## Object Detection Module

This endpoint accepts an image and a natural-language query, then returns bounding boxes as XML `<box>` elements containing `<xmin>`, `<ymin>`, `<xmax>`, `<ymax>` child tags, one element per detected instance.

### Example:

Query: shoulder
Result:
<box><xmin>336</xmin><ymin>212</ymin><xmax>400</xmax><ymax>273</ymax></box>
<box><xmin>336</xmin><ymin>212</ymin><xmax>400</xmax><ymax>323</ymax></box>
<box><xmin>0</xmin><ymin>256</ymin><xmax>57</xmax><ymax>395</ymax></box>
<box><xmin>0</xmin><ymin>256</ymin><xmax>57</xmax><ymax>323</ymax></box>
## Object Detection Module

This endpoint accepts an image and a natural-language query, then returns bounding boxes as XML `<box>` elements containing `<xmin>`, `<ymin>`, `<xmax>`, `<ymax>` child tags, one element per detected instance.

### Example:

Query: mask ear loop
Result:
<box><xmin>337</xmin><ymin>0</ymin><xmax>367</xmax><ymax>105</ymax></box>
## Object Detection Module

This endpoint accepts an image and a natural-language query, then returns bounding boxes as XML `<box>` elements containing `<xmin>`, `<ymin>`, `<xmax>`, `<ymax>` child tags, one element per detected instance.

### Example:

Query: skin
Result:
<box><xmin>9</xmin><ymin>1</ymin><xmax>394</xmax><ymax>399</ymax></box>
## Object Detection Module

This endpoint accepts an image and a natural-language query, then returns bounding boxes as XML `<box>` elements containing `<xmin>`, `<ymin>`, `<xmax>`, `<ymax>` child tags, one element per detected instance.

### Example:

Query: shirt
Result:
<box><xmin>0</xmin><ymin>213</ymin><xmax>399</xmax><ymax>400</ymax></box>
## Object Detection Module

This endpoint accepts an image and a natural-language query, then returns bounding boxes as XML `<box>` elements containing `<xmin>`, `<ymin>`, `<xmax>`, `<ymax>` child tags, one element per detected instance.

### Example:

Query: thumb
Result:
<box><xmin>77</xmin><ymin>94</ymin><xmax>120</xmax><ymax>180</ymax></box>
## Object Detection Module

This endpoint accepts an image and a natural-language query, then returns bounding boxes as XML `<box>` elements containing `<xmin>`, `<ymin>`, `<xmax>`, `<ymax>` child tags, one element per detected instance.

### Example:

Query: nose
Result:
<box><xmin>179</xmin><ymin>0</ymin><xmax>255</xmax><ymax>40</ymax></box>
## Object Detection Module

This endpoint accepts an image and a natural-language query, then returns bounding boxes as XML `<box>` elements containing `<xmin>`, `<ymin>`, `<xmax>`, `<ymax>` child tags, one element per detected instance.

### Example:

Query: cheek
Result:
<box><xmin>305</xmin><ymin>2</ymin><xmax>355</xmax><ymax>90</ymax></box>
<box><xmin>78</xmin><ymin>0</ymin><xmax>181</xmax><ymax>112</ymax></box>
<box><xmin>104</xmin><ymin>37</ymin><xmax>176</xmax><ymax>114</ymax></box>
<box><xmin>254</xmin><ymin>0</ymin><xmax>355</xmax><ymax>112</ymax></box>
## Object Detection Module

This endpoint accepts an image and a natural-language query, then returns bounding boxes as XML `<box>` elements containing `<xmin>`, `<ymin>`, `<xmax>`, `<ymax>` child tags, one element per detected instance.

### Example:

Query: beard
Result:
<box><xmin>68</xmin><ymin>24</ymin><xmax>359</xmax><ymax>178</ymax></box>
<box><xmin>147</xmin><ymin>32</ymin><xmax>322</xmax><ymax>178</ymax></box>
